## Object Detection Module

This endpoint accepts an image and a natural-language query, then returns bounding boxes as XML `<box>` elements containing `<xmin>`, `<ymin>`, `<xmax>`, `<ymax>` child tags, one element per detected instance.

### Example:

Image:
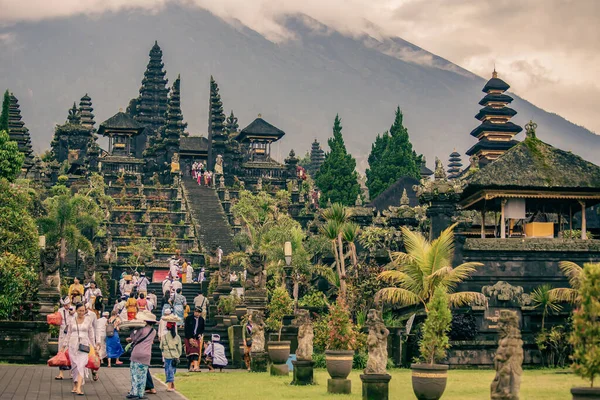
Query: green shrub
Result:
<box><xmin>327</xmin><ymin>298</ymin><xmax>358</xmax><ymax>351</ymax></box>
<box><xmin>570</xmin><ymin>263</ymin><xmax>600</xmax><ymax>387</ymax></box>
<box><xmin>353</xmin><ymin>352</ymin><xmax>368</xmax><ymax>369</ymax></box>
<box><xmin>298</xmin><ymin>290</ymin><xmax>328</xmax><ymax>309</ymax></box>
<box><xmin>0</xmin><ymin>252</ymin><xmax>37</xmax><ymax>320</ymax></box>
<box><xmin>265</xmin><ymin>286</ymin><xmax>293</xmax><ymax>341</ymax></box>
<box><xmin>312</xmin><ymin>352</ymin><xmax>326</xmax><ymax>368</ymax></box>
<box><xmin>419</xmin><ymin>287</ymin><xmax>452</xmax><ymax>364</ymax></box>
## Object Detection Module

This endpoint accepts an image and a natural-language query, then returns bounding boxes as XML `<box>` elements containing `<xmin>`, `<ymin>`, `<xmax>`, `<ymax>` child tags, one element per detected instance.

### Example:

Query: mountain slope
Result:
<box><xmin>0</xmin><ymin>5</ymin><xmax>598</xmax><ymax>168</ymax></box>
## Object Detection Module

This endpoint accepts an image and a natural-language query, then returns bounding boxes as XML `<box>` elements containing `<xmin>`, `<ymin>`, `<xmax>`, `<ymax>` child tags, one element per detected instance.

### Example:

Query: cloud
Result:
<box><xmin>0</xmin><ymin>0</ymin><xmax>598</xmax><ymax>132</ymax></box>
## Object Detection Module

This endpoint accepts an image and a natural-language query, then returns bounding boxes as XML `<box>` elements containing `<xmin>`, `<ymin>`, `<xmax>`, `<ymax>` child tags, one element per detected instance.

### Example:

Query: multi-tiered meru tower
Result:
<box><xmin>466</xmin><ymin>70</ymin><xmax>522</xmax><ymax>167</ymax></box>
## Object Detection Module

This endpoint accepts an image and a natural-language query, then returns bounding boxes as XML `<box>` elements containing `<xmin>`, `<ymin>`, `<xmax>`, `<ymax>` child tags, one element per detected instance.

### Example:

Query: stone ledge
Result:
<box><xmin>464</xmin><ymin>238</ymin><xmax>600</xmax><ymax>252</ymax></box>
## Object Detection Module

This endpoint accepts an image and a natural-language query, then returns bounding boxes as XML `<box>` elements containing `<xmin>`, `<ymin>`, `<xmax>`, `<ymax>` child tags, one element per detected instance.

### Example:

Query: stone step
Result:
<box><xmin>182</xmin><ymin>177</ymin><xmax>236</xmax><ymax>255</ymax></box>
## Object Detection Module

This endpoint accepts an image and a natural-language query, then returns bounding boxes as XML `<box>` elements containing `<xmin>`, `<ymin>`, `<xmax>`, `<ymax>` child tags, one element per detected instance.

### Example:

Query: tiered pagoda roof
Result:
<box><xmin>135</xmin><ymin>41</ymin><xmax>169</xmax><ymax>133</ymax></box>
<box><xmin>235</xmin><ymin>115</ymin><xmax>285</xmax><ymax>143</ymax></box>
<box><xmin>98</xmin><ymin>111</ymin><xmax>144</xmax><ymax>136</ymax></box>
<box><xmin>309</xmin><ymin>139</ymin><xmax>325</xmax><ymax>174</ymax></box>
<box><xmin>7</xmin><ymin>93</ymin><xmax>34</xmax><ymax>168</ymax></box>
<box><xmin>466</xmin><ymin>70</ymin><xmax>522</xmax><ymax>166</ymax></box>
<box><xmin>447</xmin><ymin>150</ymin><xmax>462</xmax><ymax>179</ymax></box>
<box><xmin>78</xmin><ymin>94</ymin><xmax>96</xmax><ymax>131</ymax></box>
<box><xmin>461</xmin><ymin>122</ymin><xmax>600</xmax><ymax>210</ymax></box>
<box><xmin>163</xmin><ymin>74</ymin><xmax>187</xmax><ymax>147</ymax></box>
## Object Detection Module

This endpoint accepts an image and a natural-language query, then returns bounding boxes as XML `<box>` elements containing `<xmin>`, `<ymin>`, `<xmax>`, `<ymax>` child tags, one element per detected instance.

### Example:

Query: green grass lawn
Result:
<box><xmin>155</xmin><ymin>368</ymin><xmax>584</xmax><ymax>400</ymax></box>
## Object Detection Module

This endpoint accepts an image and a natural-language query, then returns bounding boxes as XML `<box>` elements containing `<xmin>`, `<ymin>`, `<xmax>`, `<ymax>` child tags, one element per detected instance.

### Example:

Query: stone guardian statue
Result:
<box><xmin>364</xmin><ymin>309</ymin><xmax>389</xmax><ymax>375</ymax></box>
<box><xmin>295</xmin><ymin>309</ymin><xmax>314</xmax><ymax>361</ymax></box>
<box><xmin>491</xmin><ymin>310</ymin><xmax>523</xmax><ymax>400</ymax></box>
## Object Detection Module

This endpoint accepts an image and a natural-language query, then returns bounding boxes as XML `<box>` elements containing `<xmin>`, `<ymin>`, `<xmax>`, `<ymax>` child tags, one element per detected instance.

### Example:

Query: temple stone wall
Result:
<box><xmin>0</xmin><ymin>321</ymin><xmax>50</xmax><ymax>363</ymax></box>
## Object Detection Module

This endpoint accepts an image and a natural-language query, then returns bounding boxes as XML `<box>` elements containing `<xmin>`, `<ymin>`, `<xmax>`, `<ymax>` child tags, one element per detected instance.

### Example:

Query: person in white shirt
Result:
<box><xmin>171</xmin><ymin>276</ymin><xmax>183</xmax><ymax>293</ymax></box>
<box><xmin>56</xmin><ymin>297</ymin><xmax>75</xmax><ymax>380</ymax></box>
<box><xmin>147</xmin><ymin>290</ymin><xmax>158</xmax><ymax>311</ymax></box>
<box><xmin>169</xmin><ymin>259</ymin><xmax>180</xmax><ymax>280</ymax></box>
<box><xmin>96</xmin><ymin>312</ymin><xmax>109</xmax><ymax>363</ymax></box>
<box><xmin>204</xmin><ymin>334</ymin><xmax>228</xmax><ymax>372</ymax></box>
<box><xmin>217</xmin><ymin>246</ymin><xmax>223</xmax><ymax>264</ymax></box>
<box><xmin>193</xmin><ymin>293</ymin><xmax>209</xmax><ymax>319</ymax></box>
<box><xmin>199</xmin><ymin>268</ymin><xmax>206</xmax><ymax>283</ymax></box>
<box><xmin>186</xmin><ymin>263</ymin><xmax>194</xmax><ymax>283</ymax></box>
<box><xmin>136</xmin><ymin>272</ymin><xmax>150</xmax><ymax>296</ymax></box>
<box><xmin>229</xmin><ymin>272</ymin><xmax>238</xmax><ymax>283</ymax></box>
<box><xmin>162</xmin><ymin>277</ymin><xmax>174</xmax><ymax>296</ymax></box>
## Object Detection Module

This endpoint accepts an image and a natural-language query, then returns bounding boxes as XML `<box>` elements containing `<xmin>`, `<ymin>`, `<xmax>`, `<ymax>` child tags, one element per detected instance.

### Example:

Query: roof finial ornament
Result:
<box><xmin>119</xmin><ymin>108</ymin><xmax>123</xmax><ymax>112</ymax></box>
<box><xmin>492</xmin><ymin>64</ymin><xmax>498</xmax><ymax>79</ymax></box>
<box><xmin>258</xmin><ymin>113</ymin><xmax>262</xmax><ymax>118</ymax></box>
<box><xmin>400</xmin><ymin>188</ymin><xmax>410</xmax><ymax>206</ymax></box>
<box><xmin>434</xmin><ymin>157</ymin><xmax>446</xmax><ymax>181</ymax></box>
<box><xmin>525</xmin><ymin>120</ymin><xmax>537</xmax><ymax>139</ymax></box>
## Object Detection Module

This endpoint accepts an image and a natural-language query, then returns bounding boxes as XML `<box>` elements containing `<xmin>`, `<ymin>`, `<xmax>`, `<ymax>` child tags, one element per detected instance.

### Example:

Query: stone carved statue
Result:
<box><xmin>170</xmin><ymin>153</ymin><xmax>180</xmax><ymax>173</ymax></box>
<box><xmin>256</xmin><ymin>178</ymin><xmax>263</xmax><ymax>191</ymax></box>
<box><xmin>364</xmin><ymin>309</ymin><xmax>389</xmax><ymax>375</ymax></box>
<box><xmin>140</xmin><ymin>196</ymin><xmax>147</xmax><ymax>209</ymax></box>
<box><xmin>251</xmin><ymin>311</ymin><xmax>266</xmax><ymax>352</ymax></box>
<box><xmin>483</xmin><ymin>281</ymin><xmax>531</xmax><ymax>307</ymax></box>
<box><xmin>470</xmin><ymin>155</ymin><xmax>479</xmax><ymax>170</ymax></box>
<box><xmin>214</xmin><ymin>155</ymin><xmax>224</xmax><ymax>175</ymax></box>
<box><xmin>40</xmin><ymin>245</ymin><xmax>60</xmax><ymax>289</ymax></box>
<box><xmin>295</xmin><ymin>309</ymin><xmax>314</xmax><ymax>361</ymax></box>
<box><xmin>218</xmin><ymin>264</ymin><xmax>231</xmax><ymax>286</ymax></box>
<box><xmin>245</xmin><ymin>254</ymin><xmax>266</xmax><ymax>290</ymax></box>
<box><xmin>219</xmin><ymin>175</ymin><xmax>225</xmax><ymax>189</ymax></box>
<box><xmin>490</xmin><ymin>310</ymin><xmax>523</xmax><ymax>400</ymax></box>
<box><xmin>83</xmin><ymin>256</ymin><xmax>96</xmax><ymax>282</ymax></box>
<box><xmin>355</xmin><ymin>194</ymin><xmax>363</xmax><ymax>206</ymax></box>
<box><xmin>224</xmin><ymin>189</ymin><xmax>230</xmax><ymax>201</ymax></box>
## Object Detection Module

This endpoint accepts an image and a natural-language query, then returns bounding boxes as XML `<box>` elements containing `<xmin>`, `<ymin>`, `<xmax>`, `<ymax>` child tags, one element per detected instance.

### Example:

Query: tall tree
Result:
<box><xmin>314</xmin><ymin>115</ymin><xmax>360</xmax><ymax>207</ymax></box>
<box><xmin>0</xmin><ymin>130</ymin><xmax>24</xmax><ymax>181</ymax></box>
<box><xmin>0</xmin><ymin>90</ymin><xmax>9</xmax><ymax>132</ymax></box>
<box><xmin>366</xmin><ymin>107</ymin><xmax>420</xmax><ymax>199</ymax></box>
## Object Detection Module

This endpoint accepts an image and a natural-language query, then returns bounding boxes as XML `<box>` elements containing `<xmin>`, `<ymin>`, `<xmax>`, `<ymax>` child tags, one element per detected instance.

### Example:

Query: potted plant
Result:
<box><xmin>266</xmin><ymin>286</ymin><xmax>294</xmax><ymax>367</ymax></box>
<box><xmin>570</xmin><ymin>263</ymin><xmax>600</xmax><ymax>400</ymax></box>
<box><xmin>325</xmin><ymin>298</ymin><xmax>357</xmax><ymax>380</ymax></box>
<box><xmin>411</xmin><ymin>287</ymin><xmax>452</xmax><ymax>400</ymax></box>
<box><xmin>217</xmin><ymin>296</ymin><xmax>236</xmax><ymax>327</ymax></box>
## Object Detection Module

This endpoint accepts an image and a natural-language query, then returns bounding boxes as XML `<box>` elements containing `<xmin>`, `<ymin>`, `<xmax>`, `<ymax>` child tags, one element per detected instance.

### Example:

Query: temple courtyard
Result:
<box><xmin>0</xmin><ymin>365</ymin><xmax>585</xmax><ymax>400</ymax></box>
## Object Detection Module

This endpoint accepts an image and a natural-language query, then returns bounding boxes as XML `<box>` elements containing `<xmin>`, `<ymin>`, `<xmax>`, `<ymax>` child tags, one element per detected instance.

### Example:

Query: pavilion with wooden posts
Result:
<box><xmin>459</xmin><ymin>121</ymin><xmax>600</xmax><ymax>240</ymax></box>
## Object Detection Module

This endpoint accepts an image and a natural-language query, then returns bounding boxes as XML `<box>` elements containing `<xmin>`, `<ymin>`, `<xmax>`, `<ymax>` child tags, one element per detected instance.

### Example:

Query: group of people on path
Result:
<box><xmin>191</xmin><ymin>161</ymin><xmax>213</xmax><ymax>186</ymax></box>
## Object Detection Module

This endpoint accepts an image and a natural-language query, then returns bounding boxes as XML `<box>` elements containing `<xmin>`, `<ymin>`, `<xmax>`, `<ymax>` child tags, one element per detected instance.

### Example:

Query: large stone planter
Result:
<box><xmin>268</xmin><ymin>341</ymin><xmax>291</xmax><ymax>376</ymax></box>
<box><xmin>326</xmin><ymin>350</ymin><xmax>354</xmax><ymax>394</ymax></box>
<box><xmin>326</xmin><ymin>350</ymin><xmax>354</xmax><ymax>379</ymax></box>
<box><xmin>411</xmin><ymin>363</ymin><xmax>448</xmax><ymax>400</ymax></box>
<box><xmin>572</xmin><ymin>387</ymin><xmax>600</xmax><ymax>400</ymax></box>
<box><xmin>235</xmin><ymin>305</ymin><xmax>248</xmax><ymax>320</ymax></box>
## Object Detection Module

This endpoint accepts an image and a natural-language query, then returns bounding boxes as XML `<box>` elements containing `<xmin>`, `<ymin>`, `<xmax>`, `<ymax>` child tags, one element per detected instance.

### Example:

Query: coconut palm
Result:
<box><xmin>376</xmin><ymin>224</ymin><xmax>485</xmax><ymax>310</ymax></box>
<box><xmin>548</xmin><ymin>261</ymin><xmax>584</xmax><ymax>304</ymax></box>
<box><xmin>531</xmin><ymin>284</ymin><xmax>562</xmax><ymax>331</ymax></box>
<box><xmin>38</xmin><ymin>193</ymin><xmax>102</xmax><ymax>267</ymax></box>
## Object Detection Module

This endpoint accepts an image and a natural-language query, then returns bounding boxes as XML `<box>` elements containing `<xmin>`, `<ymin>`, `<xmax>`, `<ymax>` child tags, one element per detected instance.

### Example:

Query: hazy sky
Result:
<box><xmin>1</xmin><ymin>0</ymin><xmax>599</xmax><ymax>134</ymax></box>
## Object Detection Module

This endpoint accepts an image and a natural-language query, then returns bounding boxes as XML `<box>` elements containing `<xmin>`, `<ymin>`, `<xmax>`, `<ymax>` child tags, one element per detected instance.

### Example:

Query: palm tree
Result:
<box><xmin>38</xmin><ymin>193</ymin><xmax>102</xmax><ymax>267</ymax></box>
<box><xmin>342</xmin><ymin>222</ymin><xmax>360</xmax><ymax>271</ymax></box>
<box><xmin>531</xmin><ymin>284</ymin><xmax>562</xmax><ymax>331</ymax></box>
<box><xmin>548</xmin><ymin>261</ymin><xmax>584</xmax><ymax>304</ymax></box>
<box><xmin>376</xmin><ymin>224</ymin><xmax>485</xmax><ymax>310</ymax></box>
<box><xmin>321</xmin><ymin>203</ymin><xmax>349</xmax><ymax>298</ymax></box>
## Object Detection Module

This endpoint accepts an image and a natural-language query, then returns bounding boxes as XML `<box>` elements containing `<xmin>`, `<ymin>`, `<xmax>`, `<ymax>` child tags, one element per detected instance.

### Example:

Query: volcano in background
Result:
<box><xmin>0</xmin><ymin>5</ymin><xmax>598</xmax><ymax>170</ymax></box>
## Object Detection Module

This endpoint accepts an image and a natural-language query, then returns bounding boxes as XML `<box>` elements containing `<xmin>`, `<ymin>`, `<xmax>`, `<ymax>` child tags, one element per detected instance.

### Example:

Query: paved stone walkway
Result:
<box><xmin>0</xmin><ymin>365</ymin><xmax>185</xmax><ymax>400</ymax></box>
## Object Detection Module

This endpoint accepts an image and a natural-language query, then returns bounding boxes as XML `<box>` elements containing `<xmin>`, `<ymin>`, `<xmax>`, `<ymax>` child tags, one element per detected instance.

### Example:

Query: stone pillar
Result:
<box><xmin>500</xmin><ymin>199</ymin><xmax>507</xmax><ymax>239</ymax></box>
<box><xmin>250</xmin><ymin>351</ymin><xmax>268</xmax><ymax>372</ymax></box>
<box><xmin>415</xmin><ymin>158</ymin><xmax>462</xmax><ymax>240</ymax></box>
<box><xmin>579</xmin><ymin>200</ymin><xmax>587</xmax><ymax>240</ymax></box>
<box><xmin>292</xmin><ymin>360</ymin><xmax>315</xmax><ymax>385</ymax></box>
<box><xmin>360</xmin><ymin>374</ymin><xmax>392</xmax><ymax>400</ymax></box>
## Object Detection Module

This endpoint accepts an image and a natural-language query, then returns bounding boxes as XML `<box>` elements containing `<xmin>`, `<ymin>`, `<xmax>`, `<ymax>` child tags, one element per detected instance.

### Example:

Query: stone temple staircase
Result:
<box><xmin>182</xmin><ymin>177</ymin><xmax>236</xmax><ymax>255</ymax></box>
